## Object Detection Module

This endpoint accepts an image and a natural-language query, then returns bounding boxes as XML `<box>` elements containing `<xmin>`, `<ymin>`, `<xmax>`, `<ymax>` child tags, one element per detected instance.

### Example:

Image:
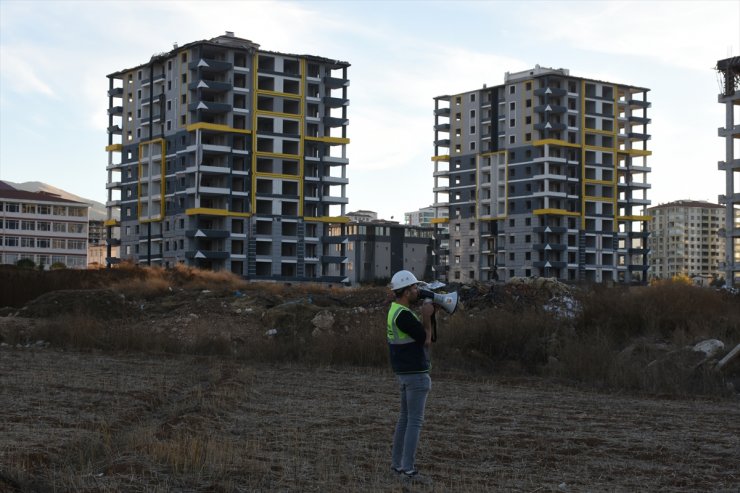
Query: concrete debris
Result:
<box><xmin>543</xmin><ymin>295</ymin><xmax>581</xmax><ymax>319</ymax></box>
<box><xmin>311</xmin><ymin>310</ymin><xmax>335</xmax><ymax>331</ymax></box>
<box><xmin>716</xmin><ymin>343</ymin><xmax>740</xmax><ymax>371</ymax></box>
<box><xmin>692</xmin><ymin>339</ymin><xmax>725</xmax><ymax>358</ymax></box>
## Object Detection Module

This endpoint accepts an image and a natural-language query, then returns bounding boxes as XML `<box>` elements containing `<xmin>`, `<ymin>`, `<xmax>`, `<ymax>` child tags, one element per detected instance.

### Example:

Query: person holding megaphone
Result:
<box><xmin>386</xmin><ymin>269</ymin><xmax>437</xmax><ymax>486</ymax></box>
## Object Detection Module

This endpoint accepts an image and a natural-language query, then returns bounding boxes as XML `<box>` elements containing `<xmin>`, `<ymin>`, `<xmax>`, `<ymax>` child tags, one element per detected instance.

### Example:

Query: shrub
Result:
<box><xmin>16</xmin><ymin>258</ymin><xmax>35</xmax><ymax>269</ymax></box>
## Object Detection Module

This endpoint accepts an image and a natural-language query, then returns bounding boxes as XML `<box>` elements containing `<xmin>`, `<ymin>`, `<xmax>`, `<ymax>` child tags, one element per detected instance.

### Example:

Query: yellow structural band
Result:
<box><xmin>618</xmin><ymin>215</ymin><xmax>651</xmax><ymax>221</ymax></box>
<box><xmin>255</xmin><ymin>172</ymin><xmax>300</xmax><ymax>180</ymax></box>
<box><xmin>105</xmin><ymin>144</ymin><xmax>123</xmax><ymax>152</ymax></box>
<box><xmin>430</xmin><ymin>217</ymin><xmax>449</xmax><ymax>224</ymax></box>
<box><xmin>305</xmin><ymin>216</ymin><xmax>350</xmax><ymax>223</ymax></box>
<box><xmin>256</xmin><ymin>89</ymin><xmax>302</xmax><ymax>100</ymax></box>
<box><xmin>104</xmin><ymin>219</ymin><xmax>120</xmax><ymax>227</ymax></box>
<box><xmin>479</xmin><ymin>216</ymin><xmax>506</xmax><ymax>221</ymax></box>
<box><xmin>186</xmin><ymin>122</ymin><xmax>251</xmax><ymax>134</ymax></box>
<box><xmin>533</xmin><ymin>208</ymin><xmax>581</xmax><ymax>216</ymax></box>
<box><xmin>254</xmin><ymin>151</ymin><xmax>302</xmax><ymax>160</ymax></box>
<box><xmin>584</xmin><ymin>127</ymin><xmax>615</xmax><ymax>136</ymax></box>
<box><xmin>619</xmin><ymin>149</ymin><xmax>652</xmax><ymax>156</ymax></box>
<box><xmin>584</xmin><ymin>144</ymin><xmax>616</xmax><ymax>153</ymax></box>
<box><xmin>431</xmin><ymin>155</ymin><xmax>450</xmax><ymax>162</ymax></box>
<box><xmin>479</xmin><ymin>150</ymin><xmax>506</xmax><ymax>158</ymax></box>
<box><xmin>584</xmin><ymin>195</ymin><xmax>615</xmax><ymax>203</ymax></box>
<box><xmin>305</xmin><ymin>136</ymin><xmax>350</xmax><ymax>145</ymax></box>
<box><xmin>532</xmin><ymin>139</ymin><xmax>582</xmax><ymax>149</ymax></box>
<box><xmin>584</xmin><ymin>179</ymin><xmax>614</xmax><ymax>185</ymax></box>
<box><xmin>185</xmin><ymin>208</ymin><xmax>252</xmax><ymax>218</ymax></box>
<box><xmin>255</xmin><ymin>109</ymin><xmax>302</xmax><ymax>119</ymax></box>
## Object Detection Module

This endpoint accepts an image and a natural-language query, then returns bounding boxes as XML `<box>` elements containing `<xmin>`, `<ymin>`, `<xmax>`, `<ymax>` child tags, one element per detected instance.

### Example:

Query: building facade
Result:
<box><xmin>0</xmin><ymin>182</ymin><xmax>89</xmax><ymax>269</ymax></box>
<box><xmin>648</xmin><ymin>200</ymin><xmax>725</xmax><ymax>282</ymax></box>
<box><xmin>716</xmin><ymin>57</ymin><xmax>740</xmax><ymax>288</ymax></box>
<box><xmin>432</xmin><ymin>66</ymin><xmax>651</xmax><ymax>284</ymax></box>
<box><xmin>106</xmin><ymin>33</ymin><xmax>349</xmax><ymax>282</ymax></box>
<box><xmin>324</xmin><ymin>220</ymin><xmax>432</xmax><ymax>285</ymax></box>
<box><xmin>404</xmin><ymin>206</ymin><xmax>437</xmax><ymax>228</ymax></box>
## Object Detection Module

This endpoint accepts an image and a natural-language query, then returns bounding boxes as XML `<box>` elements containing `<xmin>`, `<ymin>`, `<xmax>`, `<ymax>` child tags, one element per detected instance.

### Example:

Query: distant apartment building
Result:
<box><xmin>404</xmin><ymin>206</ymin><xmax>437</xmax><ymax>228</ymax></box>
<box><xmin>324</xmin><ymin>220</ymin><xmax>432</xmax><ymax>285</ymax></box>
<box><xmin>105</xmin><ymin>32</ymin><xmax>349</xmax><ymax>282</ymax></box>
<box><xmin>0</xmin><ymin>181</ymin><xmax>89</xmax><ymax>268</ymax></box>
<box><xmin>648</xmin><ymin>200</ymin><xmax>725</xmax><ymax>281</ymax></box>
<box><xmin>432</xmin><ymin>65</ymin><xmax>651</xmax><ymax>284</ymax></box>
<box><xmin>345</xmin><ymin>210</ymin><xmax>377</xmax><ymax>223</ymax></box>
<box><xmin>716</xmin><ymin>57</ymin><xmax>740</xmax><ymax>288</ymax></box>
<box><xmin>88</xmin><ymin>219</ymin><xmax>105</xmax><ymax>245</ymax></box>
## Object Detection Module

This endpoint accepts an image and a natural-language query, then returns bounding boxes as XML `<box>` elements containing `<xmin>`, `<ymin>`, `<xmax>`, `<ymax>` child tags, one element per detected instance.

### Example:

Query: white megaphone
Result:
<box><xmin>418</xmin><ymin>287</ymin><xmax>458</xmax><ymax>314</ymax></box>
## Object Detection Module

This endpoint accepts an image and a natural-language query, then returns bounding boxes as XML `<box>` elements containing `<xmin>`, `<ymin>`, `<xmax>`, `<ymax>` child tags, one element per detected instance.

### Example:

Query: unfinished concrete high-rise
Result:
<box><xmin>716</xmin><ymin>57</ymin><xmax>740</xmax><ymax>288</ymax></box>
<box><xmin>105</xmin><ymin>33</ymin><xmax>350</xmax><ymax>281</ymax></box>
<box><xmin>432</xmin><ymin>66</ymin><xmax>651</xmax><ymax>283</ymax></box>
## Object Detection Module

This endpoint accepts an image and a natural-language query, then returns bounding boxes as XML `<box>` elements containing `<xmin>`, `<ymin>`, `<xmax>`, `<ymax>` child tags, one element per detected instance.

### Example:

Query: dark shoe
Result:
<box><xmin>401</xmin><ymin>469</ymin><xmax>433</xmax><ymax>485</ymax></box>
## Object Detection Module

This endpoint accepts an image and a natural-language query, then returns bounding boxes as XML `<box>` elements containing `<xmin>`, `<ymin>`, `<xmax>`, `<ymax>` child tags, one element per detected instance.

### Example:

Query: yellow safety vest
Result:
<box><xmin>387</xmin><ymin>302</ymin><xmax>419</xmax><ymax>344</ymax></box>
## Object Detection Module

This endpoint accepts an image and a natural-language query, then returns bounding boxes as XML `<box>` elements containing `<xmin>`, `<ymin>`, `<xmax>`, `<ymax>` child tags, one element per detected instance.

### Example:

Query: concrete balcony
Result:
<box><xmin>189</xmin><ymin>79</ymin><xmax>232</xmax><ymax>93</ymax></box>
<box><xmin>534</xmin><ymin>87</ymin><xmax>567</xmax><ymax>97</ymax></box>
<box><xmin>189</xmin><ymin>58</ymin><xmax>233</xmax><ymax>73</ymax></box>
<box><xmin>324</xmin><ymin>75</ymin><xmax>349</xmax><ymax>89</ymax></box>
<box><xmin>186</xmin><ymin>229</ymin><xmax>230</xmax><ymax>239</ymax></box>
<box><xmin>108</xmin><ymin>87</ymin><xmax>124</xmax><ymax>98</ymax></box>
<box><xmin>186</xmin><ymin>250</ymin><xmax>229</xmax><ymax>260</ymax></box>
<box><xmin>323</xmin><ymin>96</ymin><xmax>349</xmax><ymax>108</ymax></box>
<box><xmin>718</xmin><ymin>125</ymin><xmax>740</xmax><ymax>138</ymax></box>
<box><xmin>534</xmin><ymin>104</ymin><xmax>567</xmax><ymax>114</ymax></box>
<box><xmin>189</xmin><ymin>101</ymin><xmax>232</xmax><ymax>114</ymax></box>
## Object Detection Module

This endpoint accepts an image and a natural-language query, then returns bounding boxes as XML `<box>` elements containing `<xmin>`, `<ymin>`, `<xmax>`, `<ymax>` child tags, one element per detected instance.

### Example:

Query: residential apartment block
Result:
<box><xmin>404</xmin><ymin>206</ymin><xmax>437</xmax><ymax>228</ymax></box>
<box><xmin>324</xmin><ymin>220</ymin><xmax>432</xmax><ymax>285</ymax></box>
<box><xmin>0</xmin><ymin>181</ymin><xmax>89</xmax><ymax>268</ymax></box>
<box><xmin>105</xmin><ymin>33</ymin><xmax>349</xmax><ymax>281</ymax></box>
<box><xmin>716</xmin><ymin>57</ymin><xmax>740</xmax><ymax>288</ymax></box>
<box><xmin>647</xmin><ymin>200</ymin><xmax>725</xmax><ymax>282</ymax></box>
<box><xmin>432</xmin><ymin>65</ymin><xmax>651</xmax><ymax>284</ymax></box>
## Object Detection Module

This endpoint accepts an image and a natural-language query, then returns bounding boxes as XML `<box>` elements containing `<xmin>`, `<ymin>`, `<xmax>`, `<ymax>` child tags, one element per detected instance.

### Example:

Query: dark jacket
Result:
<box><xmin>386</xmin><ymin>302</ymin><xmax>430</xmax><ymax>374</ymax></box>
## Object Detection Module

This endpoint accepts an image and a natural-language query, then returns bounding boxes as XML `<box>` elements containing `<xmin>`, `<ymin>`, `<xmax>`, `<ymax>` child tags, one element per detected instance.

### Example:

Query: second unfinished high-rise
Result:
<box><xmin>716</xmin><ymin>57</ymin><xmax>740</xmax><ymax>288</ymax></box>
<box><xmin>432</xmin><ymin>65</ymin><xmax>651</xmax><ymax>283</ymax></box>
<box><xmin>105</xmin><ymin>33</ymin><xmax>350</xmax><ymax>281</ymax></box>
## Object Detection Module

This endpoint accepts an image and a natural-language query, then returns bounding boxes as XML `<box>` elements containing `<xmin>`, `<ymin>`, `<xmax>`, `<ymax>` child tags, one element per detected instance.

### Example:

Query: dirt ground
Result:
<box><xmin>1</xmin><ymin>348</ymin><xmax>738</xmax><ymax>492</ymax></box>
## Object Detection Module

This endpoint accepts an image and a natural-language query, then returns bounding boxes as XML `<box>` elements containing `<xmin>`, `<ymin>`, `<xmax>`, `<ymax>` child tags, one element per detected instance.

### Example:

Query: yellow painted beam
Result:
<box><xmin>255</xmin><ymin>109</ymin><xmax>303</xmax><ymax>120</ymax></box>
<box><xmin>618</xmin><ymin>215</ymin><xmax>651</xmax><ymax>221</ymax></box>
<box><xmin>305</xmin><ymin>136</ymin><xmax>350</xmax><ymax>145</ymax></box>
<box><xmin>255</xmin><ymin>89</ymin><xmax>302</xmax><ymax>100</ymax></box>
<box><xmin>186</xmin><ymin>122</ymin><xmax>251</xmax><ymax>134</ymax></box>
<box><xmin>431</xmin><ymin>155</ymin><xmax>450</xmax><ymax>162</ymax></box>
<box><xmin>105</xmin><ymin>144</ymin><xmax>123</xmax><ymax>152</ymax></box>
<box><xmin>533</xmin><ymin>208</ymin><xmax>581</xmax><ymax>216</ymax></box>
<box><xmin>305</xmin><ymin>216</ymin><xmax>350</xmax><ymax>223</ymax></box>
<box><xmin>185</xmin><ymin>208</ymin><xmax>252</xmax><ymax>218</ymax></box>
<box><xmin>584</xmin><ymin>195</ymin><xmax>615</xmax><ymax>203</ymax></box>
<box><xmin>532</xmin><ymin>139</ymin><xmax>582</xmax><ymax>149</ymax></box>
<box><xmin>254</xmin><ymin>151</ymin><xmax>302</xmax><ymax>160</ymax></box>
<box><xmin>430</xmin><ymin>217</ymin><xmax>449</xmax><ymax>224</ymax></box>
<box><xmin>104</xmin><ymin>219</ymin><xmax>120</xmax><ymax>227</ymax></box>
<box><xmin>255</xmin><ymin>172</ymin><xmax>300</xmax><ymax>179</ymax></box>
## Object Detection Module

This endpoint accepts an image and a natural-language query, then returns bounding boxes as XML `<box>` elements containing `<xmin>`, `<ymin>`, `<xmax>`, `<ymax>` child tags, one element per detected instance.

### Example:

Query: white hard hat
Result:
<box><xmin>390</xmin><ymin>270</ymin><xmax>421</xmax><ymax>291</ymax></box>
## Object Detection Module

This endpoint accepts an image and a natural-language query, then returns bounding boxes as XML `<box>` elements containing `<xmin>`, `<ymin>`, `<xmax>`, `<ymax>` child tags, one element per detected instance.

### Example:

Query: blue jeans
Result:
<box><xmin>391</xmin><ymin>372</ymin><xmax>431</xmax><ymax>472</ymax></box>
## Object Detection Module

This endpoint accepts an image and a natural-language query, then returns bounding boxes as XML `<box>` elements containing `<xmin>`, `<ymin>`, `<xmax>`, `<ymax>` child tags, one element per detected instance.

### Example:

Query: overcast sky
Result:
<box><xmin>1</xmin><ymin>0</ymin><xmax>738</xmax><ymax>221</ymax></box>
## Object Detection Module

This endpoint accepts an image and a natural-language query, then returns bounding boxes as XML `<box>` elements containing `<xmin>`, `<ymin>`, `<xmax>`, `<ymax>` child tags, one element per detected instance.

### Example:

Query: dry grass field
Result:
<box><xmin>1</xmin><ymin>265</ymin><xmax>740</xmax><ymax>491</ymax></box>
<box><xmin>2</xmin><ymin>349</ymin><xmax>739</xmax><ymax>492</ymax></box>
